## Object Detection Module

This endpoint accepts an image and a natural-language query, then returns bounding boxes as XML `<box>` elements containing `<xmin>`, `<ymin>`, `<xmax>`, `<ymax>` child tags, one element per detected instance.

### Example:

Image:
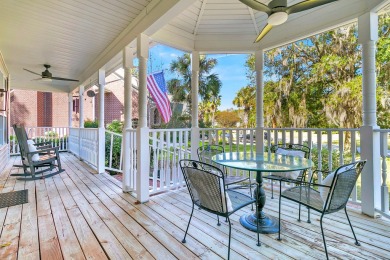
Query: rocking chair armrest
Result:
<box><xmin>27</xmin><ymin>146</ymin><xmax>59</xmax><ymax>155</ymax></box>
<box><xmin>34</xmin><ymin>141</ymin><xmax>52</xmax><ymax>146</ymax></box>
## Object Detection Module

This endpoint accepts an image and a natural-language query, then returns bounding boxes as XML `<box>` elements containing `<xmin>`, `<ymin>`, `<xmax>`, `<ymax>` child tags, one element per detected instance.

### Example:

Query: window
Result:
<box><xmin>73</xmin><ymin>98</ymin><xmax>79</xmax><ymax>113</ymax></box>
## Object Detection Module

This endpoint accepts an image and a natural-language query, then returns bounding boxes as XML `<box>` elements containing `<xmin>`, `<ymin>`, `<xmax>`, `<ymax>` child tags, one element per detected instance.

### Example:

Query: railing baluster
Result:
<box><xmin>327</xmin><ymin>130</ymin><xmax>332</xmax><ymax>171</ymax></box>
<box><xmin>339</xmin><ymin>130</ymin><xmax>344</xmax><ymax>166</ymax></box>
<box><xmin>380</xmin><ymin>132</ymin><xmax>389</xmax><ymax>214</ymax></box>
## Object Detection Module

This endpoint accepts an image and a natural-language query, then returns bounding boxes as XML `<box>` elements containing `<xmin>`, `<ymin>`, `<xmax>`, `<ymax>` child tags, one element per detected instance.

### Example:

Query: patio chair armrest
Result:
<box><xmin>308</xmin><ymin>169</ymin><xmax>332</xmax><ymax>184</ymax></box>
<box><xmin>27</xmin><ymin>146</ymin><xmax>59</xmax><ymax>155</ymax></box>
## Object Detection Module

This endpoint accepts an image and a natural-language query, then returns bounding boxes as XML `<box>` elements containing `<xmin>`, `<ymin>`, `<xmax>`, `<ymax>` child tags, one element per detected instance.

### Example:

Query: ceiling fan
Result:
<box><xmin>239</xmin><ymin>0</ymin><xmax>338</xmax><ymax>42</ymax></box>
<box><xmin>23</xmin><ymin>64</ymin><xmax>79</xmax><ymax>82</ymax></box>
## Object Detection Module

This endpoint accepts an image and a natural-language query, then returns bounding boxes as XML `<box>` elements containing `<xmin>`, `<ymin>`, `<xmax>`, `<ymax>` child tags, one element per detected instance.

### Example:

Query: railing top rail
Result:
<box><xmin>79</xmin><ymin>128</ymin><xmax>99</xmax><ymax>131</ymax></box>
<box><xmin>149</xmin><ymin>128</ymin><xmax>191</xmax><ymax>133</ymax></box>
<box><xmin>200</xmin><ymin>128</ymin><xmax>256</xmax><ymax>131</ymax></box>
<box><xmin>125</xmin><ymin>129</ymin><xmax>137</xmax><ymax>133</ymax></box>
<box><xmin>374</xmin><ymin>129</ymin><xmax>390</xmax><ymax>133</ymax></box>
<box><xmin>105</xmin><ymin>130</ymin><xmax>123</xmax><ymax>137</ymax></box>
<box><xmin>199</xmin><ymin>127</ymin><xmax>359</xmax><ymax>131</ymax></box>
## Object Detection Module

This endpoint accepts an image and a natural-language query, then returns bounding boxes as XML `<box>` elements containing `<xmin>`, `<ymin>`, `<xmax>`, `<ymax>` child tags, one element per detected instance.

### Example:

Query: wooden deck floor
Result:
<box><xmin>0</xmin><ymin>153</ymin><xmax>389</xmax><ymax>259</ymax></box>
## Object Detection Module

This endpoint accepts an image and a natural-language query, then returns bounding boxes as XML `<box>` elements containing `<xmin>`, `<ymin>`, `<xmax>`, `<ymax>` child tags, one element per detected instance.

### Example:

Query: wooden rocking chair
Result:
<box><xmin>12</xmin><ymin>125</ymin><xmax>64</xmax><ymax>180</ymax></box>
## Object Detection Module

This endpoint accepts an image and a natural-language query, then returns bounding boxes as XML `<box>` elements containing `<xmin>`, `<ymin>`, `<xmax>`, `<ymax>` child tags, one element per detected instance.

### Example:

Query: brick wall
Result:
<box><xmin>11</xmin><ymin>85</ymin><xmax>140</xmax><ymax>128</ymax></box>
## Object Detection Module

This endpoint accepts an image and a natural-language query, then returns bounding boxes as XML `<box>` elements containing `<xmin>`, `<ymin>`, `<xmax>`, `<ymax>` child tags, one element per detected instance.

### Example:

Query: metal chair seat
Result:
<box><xmin>281</xmin><ymin>186</ymin><xmax>324</xmax><ymax>212</ymax></box>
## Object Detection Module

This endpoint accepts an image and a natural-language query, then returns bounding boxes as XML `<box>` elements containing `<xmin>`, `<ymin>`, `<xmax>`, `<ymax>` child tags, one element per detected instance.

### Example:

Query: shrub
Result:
<box><xmin>84</xmin><ymin>120</ymin><xmax>99</xmax><ymax>128</ymax></box>
<box><xmin>45</xmin><ymin>131</ymin><xmax>58</xmax><ymax>137</ymax></box>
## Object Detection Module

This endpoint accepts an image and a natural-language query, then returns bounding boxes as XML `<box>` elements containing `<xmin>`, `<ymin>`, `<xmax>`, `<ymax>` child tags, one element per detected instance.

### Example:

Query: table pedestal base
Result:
<box><xmin>240</xmin><ymin>213</ymin><xmax>279</xmax><ymax>234</ymax></box>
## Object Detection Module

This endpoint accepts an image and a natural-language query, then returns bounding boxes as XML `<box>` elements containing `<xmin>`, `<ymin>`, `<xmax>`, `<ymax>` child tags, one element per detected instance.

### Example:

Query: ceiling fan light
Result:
<box><xmin>267</xmin><ymin>12</ymin><xmax>288</xmax><ymax>26</ymax></box>
<box><xmin>41</xmin><ymin>77</ymin><xmax>52</xmax><ymax>82</ymax></box>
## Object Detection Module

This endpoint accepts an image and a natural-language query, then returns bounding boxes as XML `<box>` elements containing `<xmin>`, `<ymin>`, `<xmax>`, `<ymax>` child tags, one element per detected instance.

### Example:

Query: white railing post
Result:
<box><xmin>380</xmin><ymin>132</ymin><xmax>389</xmax><ymax>214</ymax></box>
<box><xmin>190</xmin><ymin>51</ymin><xmax>200</xmax><ymax>159</ymax></box>
<box><xmin>136</xmin><ymin>33</ymin><xmax>150</xmax><ymax>203</ymax></box>
<box><xmin>255</xmin><ymin>50</ymin><xmax>264</xmax><ymax>153</ymax></box>
<box><xmin>97</xmin><ymin>69</ymin><xmax>106</xmax><ymax>174</ymax></box>
<box><xmin>358</xmin><ymin>12</ymin><xmax>381</xmax><ymax>217</ymax></box>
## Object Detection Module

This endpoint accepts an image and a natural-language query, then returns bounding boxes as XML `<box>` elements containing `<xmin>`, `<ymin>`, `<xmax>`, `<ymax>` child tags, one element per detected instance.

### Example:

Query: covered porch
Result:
<box><xmin>1</xmin><ymin>0</ymin><xmax>390</xmax><ymax>258</ymax></box>
<box><xmin>0</xmin><ymin>153</ymin><xmax>389</xmax><ymax>259</ymax></box>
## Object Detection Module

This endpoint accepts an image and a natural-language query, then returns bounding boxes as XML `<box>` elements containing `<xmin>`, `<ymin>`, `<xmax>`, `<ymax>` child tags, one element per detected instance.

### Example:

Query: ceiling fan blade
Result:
<box><xmin>51</xmin><ymin>76</ymin><xmax>79</xmax><ymax>82</ymax></box>
<box><xmin>23</xmin><ymin>68</ymin><xmax>41</xmax><ymax>76</ymax></box>
<box><xmin>239</xmin><ymin>0</ymin><xmax>272</xmax><ymax>14</ymax></box>
<box><xmin>287</xmin><ymin>0</ymin><xmax>338</xmax><ymax>15</ymax></box>
<box><xmin>255</xmin><ymin>23</ymin><xmax>273</xmax><ymax>43</ymax></box>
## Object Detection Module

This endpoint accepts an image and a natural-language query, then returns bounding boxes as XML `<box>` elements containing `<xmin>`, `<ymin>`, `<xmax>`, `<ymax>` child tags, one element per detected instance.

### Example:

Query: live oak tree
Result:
<box><xmin>240</xmin><ymin>13</ymin><xmax>390</xmax><ymax>131</ymax></box>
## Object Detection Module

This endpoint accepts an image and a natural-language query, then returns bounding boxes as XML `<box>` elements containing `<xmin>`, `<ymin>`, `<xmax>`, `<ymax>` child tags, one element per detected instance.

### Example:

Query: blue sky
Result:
<box><xmin>148</xmin><ymin>44</ymin><xmax>250</xmax><ymax>110</ymax></box>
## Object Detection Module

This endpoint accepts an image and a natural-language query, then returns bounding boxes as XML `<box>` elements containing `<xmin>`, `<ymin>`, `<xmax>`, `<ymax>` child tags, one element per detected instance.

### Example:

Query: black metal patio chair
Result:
<box><xmin>12</xmin><ymin>124</ymin><xmax>64</xmax><ymax>180</ymax></box>
<box><xmin>264</xmin><ymin>143</ymin><xmax>311</xmax><ymax>221</ymax></box>
<box><xmin>279</xmin><ymin>160</ymin><xmax>366</xmax><ymax>259</ymax></box>
<box><xmin>197</xmin><ymin>144</ymin><xmax>253</xmax><ymax>195</ymax></box>
<box><xmin>179</xmin><ymin>159</ymin><xmax>259</xmax><ymax>260</ymax></box>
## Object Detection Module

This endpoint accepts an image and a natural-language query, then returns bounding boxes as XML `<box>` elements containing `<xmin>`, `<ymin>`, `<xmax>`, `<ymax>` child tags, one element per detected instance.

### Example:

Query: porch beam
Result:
<box><xmin>358</xmin><ymin>12</ymin><xmax>381</xmax><ymax>217</ymax></box>
<box><xmin>255</xmin><ymin>50</ymin><xmax>264</xmax><ymax>154</ymax></box>
<box><xmin>136</xmin><ymin>34</ymin><xmax>150</xmax><ymax>203</ymax></box>
<box><xmin>73</xmin><ymin>0</ymin><xmax>196</xmax><ymax>91</ymax></box>
<box><xmin>97</xmin><ymin>69</ymin><xmax>106</xmax><ymax>174</ymax></box>
<box><xmin>190</xmin><ymin>51</ymin><xmax>200</xmax><ymax>159</ymax></box>
<box><xmin>122</xmin><ymin>46</ymin><xmax>135</xmax><ymax>192</ymax></box>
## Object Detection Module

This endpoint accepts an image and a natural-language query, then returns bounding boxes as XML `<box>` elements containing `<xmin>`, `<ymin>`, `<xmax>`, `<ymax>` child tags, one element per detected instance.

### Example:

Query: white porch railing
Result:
<box><xmin>105</xmin><ymin>130</ymin><xmax>124</xmax><ymax>173</ymax></box>
<box><xmin>200</xmin><ymin>127</ymin><xmax>362</xmax><ymax>201</ymax></box>
<box><xmin>149</xmin><ymin>129</ymin><xmax>191</xmax><ymax>195</ymax></box>
<box><xmin>68</xmin><ymin>128</ymin><xmax>80</xmax><ymax>156</ymax></box>
<box><xmin>10</xmin><ymin>126</ymin><xmax>68</xmax><ymax>155</ymax></box>
<box><xmin>68</xmin><ymin>127</ymin><xmax>98</xmax><ymax>168</ymax></box>
<box><xmin>376</xmin><ymin>129</ymin><xmax>390</xmax><ymax>215</ymax></box>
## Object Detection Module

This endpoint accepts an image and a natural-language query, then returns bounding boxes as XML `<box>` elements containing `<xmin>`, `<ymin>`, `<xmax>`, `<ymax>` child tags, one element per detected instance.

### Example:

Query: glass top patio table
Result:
<box><xmin>212</xmin><ymin>152</ymin><xmax>314</xmax><ymax>234</ymax></box>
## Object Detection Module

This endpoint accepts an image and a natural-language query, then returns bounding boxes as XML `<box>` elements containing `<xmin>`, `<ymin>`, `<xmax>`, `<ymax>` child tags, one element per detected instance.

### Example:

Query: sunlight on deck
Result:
<box><xmin>0</xmin><ymin>153</ymin><xmax>389</xmax><ymax>259</ymax></box>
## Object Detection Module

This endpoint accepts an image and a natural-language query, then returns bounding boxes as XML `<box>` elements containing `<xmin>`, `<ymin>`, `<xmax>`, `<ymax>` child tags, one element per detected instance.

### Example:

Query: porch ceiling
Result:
<box><xmin>0</xmin><ymin>0</ymin><xmax>388</xmax><ymax>93</ymax></box>
<box><xmin>153</xmin><ymin>0</ymin><xmax>388</xmax><ymax>52</ymax></box>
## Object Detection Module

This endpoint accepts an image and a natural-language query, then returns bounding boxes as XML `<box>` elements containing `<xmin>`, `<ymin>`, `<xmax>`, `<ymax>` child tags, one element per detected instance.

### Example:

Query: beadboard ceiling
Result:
<box><xmin>0</xmin><ymin>0</ymin><xmax>388</xmax><ymax>93</ymax></box>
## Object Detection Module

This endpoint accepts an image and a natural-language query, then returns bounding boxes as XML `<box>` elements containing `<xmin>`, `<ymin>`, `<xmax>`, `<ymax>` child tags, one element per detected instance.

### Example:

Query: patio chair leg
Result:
<box><xmin>278</xmin><ymin>181</ymin><xmax>282</xmax><ymax>241</ymax></box>
<box><xmin>217</xmin><ymin>216</ymin><xmax>221</xmax><ymax>226</ymax></box>
<box><xmin>298</xmin><ymin>204</ymin><xmax>301</xmax><ymax>222</ymax></box>
<box><xmin>307</xmin><ymin>208</ymin><xmax>311</xmax><ymax>223</ymax></box>
<box><xmin>320</xmin><ymin>214</ymin><xmax>329</xmax><ymax>260</ymax></box>
<box><xmin>182</xmin><ymin>204</ymin><xmax>194</xmax><ymax>243</ymax></box>
<box><xmin>344</xmin><ymin>208</ymin><xmax>360</xmax><ymax>246</ymax></box>
<box><xmin>227</xmin><ymin>217</ymin><xmax>232</xmax><ymax>260</ymax></box>
<box><xmin>249</xmin><ymin>172</ymin><xmax>253</xmax><ymax>211</ymax></box>
<box><xmin>271</xmin><ymin>181</ymin><xmax>274</xmax><ymax>199</ymax></box>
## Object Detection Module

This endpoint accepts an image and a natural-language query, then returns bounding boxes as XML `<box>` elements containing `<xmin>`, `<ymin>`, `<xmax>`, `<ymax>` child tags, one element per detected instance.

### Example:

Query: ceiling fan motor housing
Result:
<box><xmin>42</xmin><ymin>70</ymin><xmax>52</xmax><ymax>78</ymax></box>
<box><xmin>269</xmin><ymin>0</ymin><xmax>287</xmax><ymax>9</ymax></box>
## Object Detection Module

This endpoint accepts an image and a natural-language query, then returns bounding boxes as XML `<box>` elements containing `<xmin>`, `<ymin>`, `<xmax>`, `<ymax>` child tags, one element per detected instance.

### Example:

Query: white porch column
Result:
<box><xmin>68</xmin><ymin>93</ymin><xmax>73</xmax><ymax>127</ymax></box>
<box><xmin>79</xmin><ymin>86</ymin><xmax>85</xmax><ymax>128</ymax></box>
<box><xmin>358</xmin><ymin>12</ymin><xmax>381</xmax><ymax>217</ymax></box>
<box><xmin>136</xmin><ymin>34</ymin><xmax>150</xmax><ymax>203</ymax></box>
<box><xmin>97</xmin><ymin>69</ymin><xmax>106</xmax><ymax>174</ymax></box>
<box><xmin>255</xmin><ymin>50</ymin><xmax>264</xmax><ymax>154</ymax></box>
<box><xmin>122</xmin><ymin>46</ymin><xmax>135</xmax><ymax>192</ymax></box>
<box><xmin>190</xmin><ymin>51</ymin><xmax>200</xmax><ymax>159</ymax></box>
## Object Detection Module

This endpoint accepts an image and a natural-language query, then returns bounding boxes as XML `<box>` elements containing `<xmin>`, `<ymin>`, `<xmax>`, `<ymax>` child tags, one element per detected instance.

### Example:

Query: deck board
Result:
<box><xmin>0</xmin><ymin>153</ymin><xmax>389</xmax><ymax>259</ymax></box>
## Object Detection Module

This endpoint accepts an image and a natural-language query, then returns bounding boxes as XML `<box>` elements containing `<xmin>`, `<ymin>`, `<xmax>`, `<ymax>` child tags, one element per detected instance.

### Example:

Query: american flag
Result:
<box><xmin>146</xmin><ymin>71</ymin><xmax>172</xmax><ymax>123</ymax></box>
